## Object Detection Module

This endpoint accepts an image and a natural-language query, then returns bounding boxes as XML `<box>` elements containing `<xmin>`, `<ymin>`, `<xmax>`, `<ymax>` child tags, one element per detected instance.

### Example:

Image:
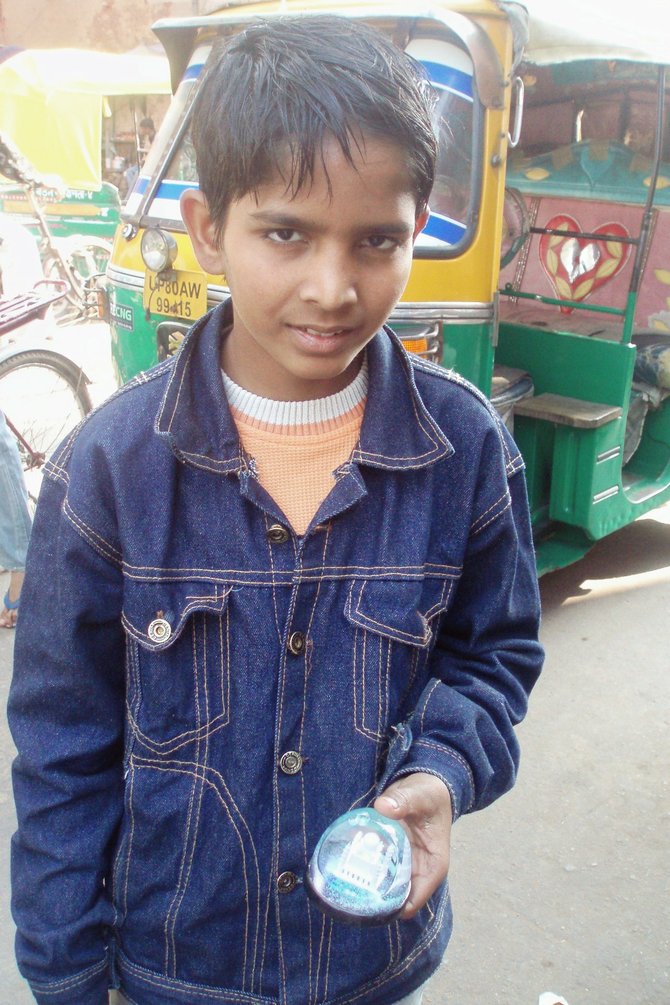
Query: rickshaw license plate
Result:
<box><xmin>143</xmin><ymin>270</ymin><xmax>208</xmax><ymax>321</ymax></box>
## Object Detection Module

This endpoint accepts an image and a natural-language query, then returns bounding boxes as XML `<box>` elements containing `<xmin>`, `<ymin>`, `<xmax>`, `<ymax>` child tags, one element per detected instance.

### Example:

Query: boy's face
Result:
<box><xmin>181</xmin><ymin>133</ymin><xmax>428</xmax><ymax>400</ymax></box>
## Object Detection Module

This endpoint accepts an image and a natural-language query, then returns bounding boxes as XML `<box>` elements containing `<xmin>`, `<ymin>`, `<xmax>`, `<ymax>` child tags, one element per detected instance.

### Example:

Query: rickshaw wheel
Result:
<box><xmin>0</xmin><ymin>348</ymin><xmax>91</xmax><ymax>507</ymax></box>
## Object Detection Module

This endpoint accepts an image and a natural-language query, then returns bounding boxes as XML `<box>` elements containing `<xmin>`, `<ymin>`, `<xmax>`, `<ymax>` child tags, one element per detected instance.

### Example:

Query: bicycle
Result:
<box><xmin>0</xmin><ymin>134</ymin><xmax>111</xmax><ymax>325</ymax></box>
<box><xmin>0</xmin><ymin>280</ymin><xmax>92</xmax><ymax>505</ymax></box>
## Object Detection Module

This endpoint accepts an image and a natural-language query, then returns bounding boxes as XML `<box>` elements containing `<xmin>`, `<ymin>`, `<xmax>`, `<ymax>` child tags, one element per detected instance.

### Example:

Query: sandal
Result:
<box><xmin>0</xmin><ymin>588</ymin><xmax>20</xmax><ymax>628</ymax></box>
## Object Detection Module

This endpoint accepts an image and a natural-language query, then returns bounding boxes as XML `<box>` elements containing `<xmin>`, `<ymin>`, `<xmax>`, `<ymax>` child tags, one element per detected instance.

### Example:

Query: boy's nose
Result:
<box><xmin>299</xmin><ymin>252</ymin><xmax>358</xmax><ymax>310</ymax></box>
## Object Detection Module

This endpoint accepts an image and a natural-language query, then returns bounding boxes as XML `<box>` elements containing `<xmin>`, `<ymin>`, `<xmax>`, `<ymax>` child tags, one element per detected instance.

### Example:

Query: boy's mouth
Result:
<box><xmin>291</xmin><ymin>325</ymin><xmax>352</xmax><ymax>339</ymax></box>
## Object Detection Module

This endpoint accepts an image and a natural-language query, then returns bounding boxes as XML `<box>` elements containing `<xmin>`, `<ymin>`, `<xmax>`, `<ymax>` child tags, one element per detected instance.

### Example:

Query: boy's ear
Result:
<box><xmin>180</xmin><ymin>189</ymin><xmax>227</xmax><ymax>274</ymax></box>
<box><xmin>412</xmin><ymin>208</ymin><xmax>430</xmax><ymax>242</ymax></box>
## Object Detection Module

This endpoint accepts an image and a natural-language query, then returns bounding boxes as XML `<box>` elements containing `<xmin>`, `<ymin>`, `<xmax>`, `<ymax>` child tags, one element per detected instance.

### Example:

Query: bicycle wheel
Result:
<box><xmin>0</xmin><ymin>349</ymin><xmax>92</xmax><ymax>505</ymax></box>
<box><xmin>45</xmin><ymin>237</ymin><xmax>112</xmax><ymax>324</ymax></box>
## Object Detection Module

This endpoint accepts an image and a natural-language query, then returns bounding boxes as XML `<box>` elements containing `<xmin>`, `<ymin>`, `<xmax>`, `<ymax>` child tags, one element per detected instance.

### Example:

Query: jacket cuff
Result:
<box><xmin>385</xmin><ymin>736</ymin><xmax>476</xmax><ymax>822</ymax></box>
<box><xmin>29</xmin><ymin>959</ymin><xmax>109</xmax><ymax>1005</ymax></box>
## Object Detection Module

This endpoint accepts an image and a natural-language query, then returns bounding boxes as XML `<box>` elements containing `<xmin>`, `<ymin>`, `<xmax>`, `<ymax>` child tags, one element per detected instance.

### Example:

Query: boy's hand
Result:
<box><xmin>374</xmin><ymin>773</ymin><xmax>452</xmax><ymax>919</ymax></box>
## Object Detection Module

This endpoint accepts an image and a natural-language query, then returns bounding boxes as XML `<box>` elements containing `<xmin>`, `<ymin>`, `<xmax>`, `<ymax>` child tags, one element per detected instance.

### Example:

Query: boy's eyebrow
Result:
<box><xmin>249</xmin><ymin>209</ymin><xmax>414</xmax><ymax>236</ymax></box>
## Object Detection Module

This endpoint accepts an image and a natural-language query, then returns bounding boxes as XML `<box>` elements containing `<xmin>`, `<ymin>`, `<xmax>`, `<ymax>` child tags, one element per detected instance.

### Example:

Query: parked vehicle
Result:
<box><xmin>0</xmin><ymin>181</ymin><xmax>121</xmax><ymax>243</ymax></box>
<box><xmin>0</xmin><ymin>280</ymin><xmax>92</xmax><ymax>504</ymax></box>
<box><xmin>102</xmin><ymin>0</ymin><xmax>670</xmax><ymax>574</ymax></box>
<box><xmin>0</xmin><ymin>135</ymin><xmax>111</xmax><ymax>323</ymax></box>
<box><xmin>0</xmin><ymin>46</ymin><xmax>171</xmax><ymax>241</ymax></box>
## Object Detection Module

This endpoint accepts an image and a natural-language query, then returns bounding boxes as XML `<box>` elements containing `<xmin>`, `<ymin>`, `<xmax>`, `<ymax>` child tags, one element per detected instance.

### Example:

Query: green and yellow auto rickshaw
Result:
<box><xmin>103</xmin><ymin>0</ymin><xmax>670</xmax><ymax>574</ymax></box>
<box><xmin>0</xmin><ymin>46</ymin><xmax>172</xmax><ymax>240</ymax></box>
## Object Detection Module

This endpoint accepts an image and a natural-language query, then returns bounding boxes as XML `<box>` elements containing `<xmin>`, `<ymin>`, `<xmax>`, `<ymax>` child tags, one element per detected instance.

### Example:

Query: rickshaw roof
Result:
<box><xmin>0</xmin><ymin>48</ymin><xmax>171</xmax><ymax>190</ymax></box>
<box><xmin>509</xmin><ymin>0</ymin><xmax>670</xmax><ymax>68</ymax></box>
<box><xmin>0</xmin><ymin>47</ymin><xmax>171</xmax><ymax>97</ymax></box>
<box><xmin>154</xmin><ymin>1</ymin><xmax>670</xmax><ymax>72</ymax></box>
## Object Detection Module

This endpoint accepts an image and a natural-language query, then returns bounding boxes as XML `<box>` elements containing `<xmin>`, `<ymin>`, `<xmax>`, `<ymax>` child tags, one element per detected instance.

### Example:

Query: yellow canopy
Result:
<box><xmin>0</xmin><ymin>48</ymin><xmax>171</xmax><ymax>189</ymax></box>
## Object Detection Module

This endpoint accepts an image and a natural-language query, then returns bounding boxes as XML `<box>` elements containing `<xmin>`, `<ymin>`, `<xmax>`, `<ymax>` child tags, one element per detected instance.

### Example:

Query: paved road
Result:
<box><xmin>433</xmin><ymin>506</ymin><xmax>670</xmax><ymax>1004</ymax></box>
<box><xmin>0</xmin><ymin>323</ymin><xmax>667</xmax><ymax>1003</ymax></box>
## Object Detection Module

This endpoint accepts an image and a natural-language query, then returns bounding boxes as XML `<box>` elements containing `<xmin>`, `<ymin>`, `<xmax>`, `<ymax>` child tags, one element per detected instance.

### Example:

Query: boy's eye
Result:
<box><xmin>362</xmin><ymin>234</ymin><xmax>400</xmax><ymax>251</ymax></box>
<box><xmin>267</xmin><ymin>228</ymin><xmax>303</xmax><ymax>244</ymax></box>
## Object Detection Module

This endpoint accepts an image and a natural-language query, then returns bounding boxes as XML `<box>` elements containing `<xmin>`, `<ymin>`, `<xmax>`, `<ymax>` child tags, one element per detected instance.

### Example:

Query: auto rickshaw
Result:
<box><xmin>0</xmin><ymin>46</ymin><xmax>171</xmax><ymax>241</ymax></box>
<box><xmin>103</xmin><ymin>0</ymin><xmax>670</xmax><ymax>574</ymax></box>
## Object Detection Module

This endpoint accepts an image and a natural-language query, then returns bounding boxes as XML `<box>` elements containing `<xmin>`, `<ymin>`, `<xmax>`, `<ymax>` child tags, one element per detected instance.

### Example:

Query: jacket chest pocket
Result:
<box><xmin>344</xmin><ymin>577</ymin><xmax>454</xmax><ymax>743</ymax></box>
<box><xmin>122</xmin><ymin>580</ymin><xmax>233</xmax><ymax>751</ymax></box>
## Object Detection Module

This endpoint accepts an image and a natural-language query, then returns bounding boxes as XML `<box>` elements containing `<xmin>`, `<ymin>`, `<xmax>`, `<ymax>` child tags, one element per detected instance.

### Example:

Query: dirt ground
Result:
<box><xmin>427</xmin><ymin>506</ymin><xmax>670</xmax><ymax>1004</ymax></box>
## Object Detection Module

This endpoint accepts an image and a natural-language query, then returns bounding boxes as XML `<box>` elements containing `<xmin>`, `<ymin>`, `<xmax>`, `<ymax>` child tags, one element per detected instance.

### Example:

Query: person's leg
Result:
<box><xmin>0</xmin><ymin>410</ymin><xmax>31</xmax><ymax>627</ymax></box>
<box><xmin>0</xmin><ymin>570</ymin><xmax>24</xmax><ymax>627</ymax></box>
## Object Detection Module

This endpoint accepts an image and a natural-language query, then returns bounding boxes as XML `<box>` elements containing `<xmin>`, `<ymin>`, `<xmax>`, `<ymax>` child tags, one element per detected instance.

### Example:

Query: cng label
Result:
<box><xmin>110</xmin><ymin>299</ymin><xmax>134</xmax><ymax>331</ymax></box>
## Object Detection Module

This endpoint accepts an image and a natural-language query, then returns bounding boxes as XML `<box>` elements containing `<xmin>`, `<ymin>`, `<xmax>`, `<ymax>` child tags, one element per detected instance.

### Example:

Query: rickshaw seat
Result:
<box><xmin>514</xmin><ymin>393</ymin><xmax>622</xmax><ymax>428</ymax></box>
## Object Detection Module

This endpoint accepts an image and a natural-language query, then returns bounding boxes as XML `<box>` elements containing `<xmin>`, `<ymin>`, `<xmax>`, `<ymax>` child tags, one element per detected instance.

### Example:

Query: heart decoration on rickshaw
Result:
<box><xmin>539</xmin><ymin>214</ymin><xmax>631</xmax><ymax>314</ymax></box>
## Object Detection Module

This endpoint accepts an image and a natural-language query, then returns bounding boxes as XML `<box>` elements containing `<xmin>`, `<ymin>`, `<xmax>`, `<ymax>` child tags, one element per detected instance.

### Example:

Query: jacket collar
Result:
<box><xmin>156</xmin><ymin>299</ymin><xmax>453</xmax><ymax>474</ymax></box>
<box><xmin>357</xmin><ymin>325</ymin><xmax>454</xmax><ymax>470</ymax></box>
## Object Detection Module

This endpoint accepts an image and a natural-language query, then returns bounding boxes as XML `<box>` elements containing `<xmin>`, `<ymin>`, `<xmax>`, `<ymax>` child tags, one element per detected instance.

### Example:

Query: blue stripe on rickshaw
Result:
<box><xmin>183</xmin><ymin>62</ymin><xmax>205</xmax><ymax>81</ymax></box>
<box><xmin>423</xmin><ymin>213</ymin><xmax>467</xmax><ymax>245</ymax></box>
<box><xmin>155</xmin><ymin>180</ymin><xmax>196</xmax><ymax>200</ymax></box>
<box><xmin>132</xmin><ymin>176</ymin><xmax>151</xmax><ymax>196</ymax></box>
<box><xmin>420</xmin><ymin>60</ymin><xmax>473</xmax><ymax>100</ymax></box>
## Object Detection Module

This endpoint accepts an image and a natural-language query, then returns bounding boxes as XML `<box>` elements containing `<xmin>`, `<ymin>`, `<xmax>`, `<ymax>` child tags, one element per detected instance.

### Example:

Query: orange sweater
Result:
<box><xmin>223</xmin><ymin>360</ymin><xmax>367</xmax><ymax>535</ymax></box>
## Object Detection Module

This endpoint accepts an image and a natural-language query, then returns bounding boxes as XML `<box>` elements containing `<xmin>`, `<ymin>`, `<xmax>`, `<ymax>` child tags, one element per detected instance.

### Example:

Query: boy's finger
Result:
<box><xmin>400</xmin><ymin>864</ymin><xmax>449</xmax><ymax>919</ymax></box>
<box><xmin>374</xmin><ymin>783</ymin><xmax>410</xmax><ymax>817</ymax></box>
<box><xmin>375</xmin><ymin>773</ymin><xmax>451</xmax><ymax>822</ymax></box>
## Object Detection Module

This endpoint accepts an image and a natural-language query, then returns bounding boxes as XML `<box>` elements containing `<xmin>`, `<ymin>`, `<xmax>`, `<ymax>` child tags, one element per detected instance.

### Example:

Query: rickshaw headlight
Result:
<box><xmin>141</xmin><ymin>228</ymin><xmax>177</xmax><ymax>273</ymax></box>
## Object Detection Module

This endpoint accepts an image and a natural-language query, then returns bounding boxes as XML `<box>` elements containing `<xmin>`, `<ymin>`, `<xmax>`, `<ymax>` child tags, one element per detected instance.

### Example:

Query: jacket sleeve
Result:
<box><xmin>8</xmin><ymin>459</ymin><xmax>125</xmax><ymax>1005</ymax></box>
<box><xmin>383</xmin><ymin>422</ymin><xmax>544</xmax><ymax>821</ymax></box>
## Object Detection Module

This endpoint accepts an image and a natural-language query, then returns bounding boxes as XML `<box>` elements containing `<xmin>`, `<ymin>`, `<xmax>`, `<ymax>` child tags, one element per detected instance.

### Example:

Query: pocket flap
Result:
<box><xmin>344</xmin><ymin>578</ymin><xmax>451</xmax><ymax>648</ymax></box>
<box><xmin>122</xmin><ymin>580</ymin><xmax>233</xmax><ymax>652</ymax></box>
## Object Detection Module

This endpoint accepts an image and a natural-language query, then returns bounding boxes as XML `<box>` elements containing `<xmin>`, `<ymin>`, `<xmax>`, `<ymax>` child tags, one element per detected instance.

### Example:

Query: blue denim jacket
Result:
<box><xmin>9</xmin><ymin>302</ymin><xmax>543</xmax><ymax>1005</ymax></box>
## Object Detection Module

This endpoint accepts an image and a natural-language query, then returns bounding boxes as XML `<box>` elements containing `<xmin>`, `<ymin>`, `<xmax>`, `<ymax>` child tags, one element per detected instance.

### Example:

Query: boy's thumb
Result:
<box><xmin>374</xmin><ymin>778</ymin><xmax>414</xmax><ymax>818</ymax></box>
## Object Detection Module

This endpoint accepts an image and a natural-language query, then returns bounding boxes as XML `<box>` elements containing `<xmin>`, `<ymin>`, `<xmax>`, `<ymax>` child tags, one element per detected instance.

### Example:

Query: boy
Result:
<box><xmin>9</xmin><ymin>15</ymin><xmax>543</xmax><ymax>1005</ymax></box>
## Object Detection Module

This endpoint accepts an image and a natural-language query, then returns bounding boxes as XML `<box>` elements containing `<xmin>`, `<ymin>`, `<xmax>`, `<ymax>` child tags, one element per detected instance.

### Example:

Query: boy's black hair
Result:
<box><xmin>191</xmin><ymin>15</ymin><xmax>437</xmax><ymax>241</ymax></box>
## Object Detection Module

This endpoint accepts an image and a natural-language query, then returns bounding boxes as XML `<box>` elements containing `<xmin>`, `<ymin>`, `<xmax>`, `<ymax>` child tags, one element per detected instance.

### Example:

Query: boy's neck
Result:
<box><xmin>222</xmin><ymin>355</ymin><xmax>368</xmax><ymax>430</ymax></box>
<box><xmin>219</xmin><ymin>323</ymin><xmax>366</xmax><ymax>402</ymax></box>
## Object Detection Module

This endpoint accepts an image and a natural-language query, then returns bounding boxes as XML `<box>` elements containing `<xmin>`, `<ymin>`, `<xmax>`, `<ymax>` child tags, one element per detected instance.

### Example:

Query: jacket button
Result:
<box><xmin>147</xmin><ymin>618</ymin><xmax>171</xmax><ymax>643</ymax></box>
<box><xmin>279</xmin><ymin>751</ymin><xmax>303</xmax><ymax>775</ymax></box>
<box><xmin>267</xmin><ymin>523</ymin><xmax>289</xmax><ymax>544</ymax></box>
<box><xmin>277</xmin><ymin>871</ymin><xmax>298</xmax><ymax>894</ymax></box>
<box><xmin>287</xmin><ymin>631</ymin><xmax>306</xmax><ymax>655</ymax></box>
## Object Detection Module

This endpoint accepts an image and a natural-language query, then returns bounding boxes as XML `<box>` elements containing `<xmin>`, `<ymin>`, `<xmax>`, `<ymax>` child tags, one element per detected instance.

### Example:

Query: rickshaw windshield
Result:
<box><xmin>131</xmin><ymin>30</ymin><xmax>482</xmax><ymax>256</ymax></box>
<box><xmin>408</xmin><ymin>37</ymin><xmax>479</xmax><ymax>256</ymax></box>
<box><xmin>122</xmin><ymin>43</ymin><xmax>208</xmax><ymax>222</ymax></box>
